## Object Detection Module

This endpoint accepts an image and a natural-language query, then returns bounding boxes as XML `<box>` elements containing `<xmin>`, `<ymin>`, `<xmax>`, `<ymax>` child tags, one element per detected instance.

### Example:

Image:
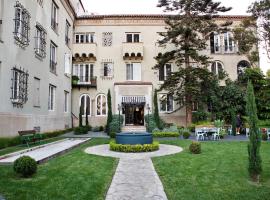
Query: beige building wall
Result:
<box><xmin>71</xmin><ymin>15</ymin><xmax>250</xmax><ymax>127</ymax></box>
<box><xmin>0</xmin><ymin>0</ymin><xmax>78</xmax><ymax>137</ymax></box>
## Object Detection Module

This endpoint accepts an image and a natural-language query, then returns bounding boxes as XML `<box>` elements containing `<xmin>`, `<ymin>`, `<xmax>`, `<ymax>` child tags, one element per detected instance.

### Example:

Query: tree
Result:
<box><xmin>85</xmin><ymin>105</ymin><xmax>89</xmax><ymax>126</ymax></box>
<box><xmin>79</xmin><ymin>105</ymin><xmax>83</xmax><ymax>127</ymax></box>
<box><xmin>246</xmin><ymin>81</ymin><xmax>262</xmax><ymax>182</ymax></box>
<box><xmin>153</xmin><ymin>89</ymin><xmax>161</xmax><ymax>129</ymax></box>
<box><xmin>155</xmin><ymin>0</ymin><xmax>231</xmax><ymax>125</ymax></box>
<box><xmin>106</xmin><ymin>89</ymin><xmax>113</xmax><ymax>133</ymax></box>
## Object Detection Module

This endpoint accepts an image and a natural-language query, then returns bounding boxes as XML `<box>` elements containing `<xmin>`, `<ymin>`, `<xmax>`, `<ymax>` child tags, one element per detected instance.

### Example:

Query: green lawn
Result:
<box><xmin>0</xmin><ymin>137</ymin><xmax>65</xmax><ymax>156</ymax></box>
<box><xmin>153</xmin><ymin>140</ymin><xmax>270</xmax><ymax>200</ymax></box>
<box><xmin>0</xmin><ymin>138</ymin><xmax>117</xmax><ymax>200</ymax></box>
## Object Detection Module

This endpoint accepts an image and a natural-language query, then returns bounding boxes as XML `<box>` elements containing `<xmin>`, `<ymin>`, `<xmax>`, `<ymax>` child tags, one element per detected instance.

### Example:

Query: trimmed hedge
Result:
<box><xmin>74</xmin><ymin>126</ymin><xmax>88</xmax><ymax>135</ymax></box>
<box><xmin>14</xmin><ymin>156</ymin><xmax>37</xmax><ymax>177</ymax></box>
<box><xmin>153</xmin><ymin>132</ymin><xmax>180</xmax><ymax>137</ymax></box>
<box><xmin>109</xmin><ymin>115</ymin><xmax>124</xmax><ymax>136</ymax></box>
<box><xmin>189</xmin><ymin>141</ymin><xmax>201</xmax><ymax>154</ymax></box>
<box><xmin>110</xmin><ymin>140</ymin><xmax>159</xmax><ymax>152</ymax></box>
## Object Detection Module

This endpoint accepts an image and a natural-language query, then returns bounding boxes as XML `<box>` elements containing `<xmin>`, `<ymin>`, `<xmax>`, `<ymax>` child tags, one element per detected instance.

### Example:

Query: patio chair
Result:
<box><xmin>267</xmin><ymin>128</ymin><xmax>270</xmax><ymax>140</ymax></box>
<box><xmin>196</xmin><ymin>128</ymin><xmax>205</xmax><ymax>141</ymax></box>
<box><xmin>212</xmin><ymin>128</ymin><xmax>220</xmax><ymax>141</ymax></box>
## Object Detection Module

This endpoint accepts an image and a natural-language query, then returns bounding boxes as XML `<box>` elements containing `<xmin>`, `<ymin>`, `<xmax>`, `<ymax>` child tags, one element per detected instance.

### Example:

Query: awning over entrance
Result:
<box><xmin>122</xmin><ymin>96</ymin><xmax>146</xmax><ymax>104</ymax></box>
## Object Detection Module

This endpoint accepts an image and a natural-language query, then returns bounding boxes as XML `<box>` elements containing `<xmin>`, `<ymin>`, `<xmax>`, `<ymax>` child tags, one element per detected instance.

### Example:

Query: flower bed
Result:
<box><xmin>153</xmin><ymin>132</ymin><xmax>180</xmax><ymax>137</ymax></box>
<box><xmin>109</xmin><ymin>140</ymin><xmax>159</xmax><ymax>152</ymax></box>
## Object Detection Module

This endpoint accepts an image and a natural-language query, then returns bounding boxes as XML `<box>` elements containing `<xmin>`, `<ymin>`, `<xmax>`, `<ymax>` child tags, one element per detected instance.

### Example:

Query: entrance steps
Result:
<box><xmin>121</xmin><ymin>126</ymin><xmax>147</xmax><ymax>133</ymax></box>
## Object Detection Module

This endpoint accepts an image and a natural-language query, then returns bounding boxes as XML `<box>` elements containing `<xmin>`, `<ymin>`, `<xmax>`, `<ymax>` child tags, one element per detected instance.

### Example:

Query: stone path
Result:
<box><xmin>85</xmin><ymin>144</ymin><xmax>183</xmax><ymax>200</ymax></box>
<box><xmin>62</xmin><ymin>131</ymin><xmax>109</xmax><ymax>138</ymax></box>
<box><xmin>0</xmin><ymin>138</ymin><xmax>90</xmax><ymax>164</ymax></box>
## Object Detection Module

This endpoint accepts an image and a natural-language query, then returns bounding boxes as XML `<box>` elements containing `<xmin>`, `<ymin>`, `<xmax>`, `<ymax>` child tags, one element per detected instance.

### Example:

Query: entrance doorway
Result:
<box><xmin>124</xmin><ymin>104</ymin><xmax>144</xmax><ymax>126</ymax></box>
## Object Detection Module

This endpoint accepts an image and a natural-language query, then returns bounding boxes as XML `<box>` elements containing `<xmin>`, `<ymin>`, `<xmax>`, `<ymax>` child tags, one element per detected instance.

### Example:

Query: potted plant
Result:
<box><xmin>72</xmin><ymin>75</ymin><xmax>79</xmax><ymax>85</ymax></box>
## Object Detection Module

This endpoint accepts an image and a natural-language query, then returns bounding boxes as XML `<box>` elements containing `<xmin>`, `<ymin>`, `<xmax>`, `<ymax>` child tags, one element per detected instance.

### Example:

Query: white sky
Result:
<box><xmin>81</xmin><ymin>0</ymin><xmax>269</xmax><ymax>74</ymax></box>
<box><xmin>81</xmin><ymin>0</ymin><xmax>255</xmax><ymax>15</ymax></box>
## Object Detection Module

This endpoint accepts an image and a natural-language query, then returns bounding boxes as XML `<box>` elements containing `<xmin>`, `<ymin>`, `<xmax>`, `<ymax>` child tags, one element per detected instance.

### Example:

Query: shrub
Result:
<box><xmin>110</xmin><ymin>132</ymin><xmax>116</xmax><ymax>138</ymax></box>
<box><xmin>153</xmin><ymin>132</ymin><xmax>180</xmax><ymax>137</ymax></box>
<box><xmin>85</xmin><ymin>125</ymin><xmax>92</xmax><ymax>131</ymax></box>
<box><xmin>189</xmin><ymin>141</ymin><xmax>201</xmax><ymax>154</ymax></box>
<box><xmin>147</xmin><ymin>120</ymin><xmax>157</xmax><ymax>133</ymax></box>
<box><xmin>109</xmin><ymin>120</ymin><xmax>121</xmax><ymax>134</ymax></box>
<box><xmin>183</xmin><ymin>131</ymin><xmax>191</xmax><ymax>139</ymax></box>
<box><xmin>14</xmin><ymin>156</ymin><xmax>37</xmax><ymax>177</ymax></box>
<box><xmin>0</xmin><ymin>137</ymin><xmax>21</xmax><ymax>150</ymax></box>
<box><xmin>262</xmin><ymin>133</ymin><xmax>268</xmax><ymax>141</ymax></box>
<box><xmin>74</xmin><ymin>126</ymin><xmax>88</xmax><ymax>135</ymax></box>
<box><xmin>187</xmin><ymin>124</ymin><xmax>196</xmax><ymax>132</ymax></box>
<box><xmin>92</xmin><ymin>126</ymin><xmax>100</xmax><ymax>132</ymax></box>
<box><xmin>110</xmin><ymin>140</ymin><xmax>159</xmax><ymax>152</ymax></box>
<box><xmin>192</xmin><ymin>110</ymin><xmax>210</xmax><ymax>123</ymax></box>
<box><xmin>99</xmin><ymin>126</ymin><xmax>104</xmax><ymax>132</ymax></box>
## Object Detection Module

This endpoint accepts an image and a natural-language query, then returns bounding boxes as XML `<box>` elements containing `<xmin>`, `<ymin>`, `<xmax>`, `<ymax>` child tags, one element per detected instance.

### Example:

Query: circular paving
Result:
<box><xmin>84</xmin><ymin>144</ymin><xmax>183</xmax><ymax>159</ymax></box>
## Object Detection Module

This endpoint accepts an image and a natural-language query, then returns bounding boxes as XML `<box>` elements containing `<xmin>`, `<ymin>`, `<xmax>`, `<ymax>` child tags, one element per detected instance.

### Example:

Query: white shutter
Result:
<box><xmin>133</xmin><ymin>63</ymin><xmax>141</xmax><ymax>81</ymax></box>
<box><xmin>64</xmin><ymin>53</ymin><xmax>71</xmax><ymax>74</ymax></box>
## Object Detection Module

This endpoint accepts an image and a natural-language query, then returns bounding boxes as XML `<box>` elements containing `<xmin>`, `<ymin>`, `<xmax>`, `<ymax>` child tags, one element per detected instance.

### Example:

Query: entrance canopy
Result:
<box><xmin>122</xmin><ymin>96</ymin><xmax>146</xmax><ymax>104</ymax></box>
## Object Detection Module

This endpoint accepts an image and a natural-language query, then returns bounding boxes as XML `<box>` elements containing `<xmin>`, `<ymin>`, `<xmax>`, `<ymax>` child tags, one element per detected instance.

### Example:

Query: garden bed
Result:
<box><xmin>110</xmin><ymin>140</ymin><xmax>159</xmax><ymax>152</ymax></box>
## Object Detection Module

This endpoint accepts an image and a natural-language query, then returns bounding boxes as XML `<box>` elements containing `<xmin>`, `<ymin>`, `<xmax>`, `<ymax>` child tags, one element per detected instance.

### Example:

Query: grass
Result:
<box><xmin>153</xmin><ymin>140</ymin><xmax>270</xmax><ymax>200</ymax></box>
<box><xmin>0</xmin><ymin>137</ymin><xmax>64</xmax><ymax>156</ymax></box>
<box><xmin>0</xmin><ymin>138</ymin><xmax>117</xmax><ymax>200</ymax></box>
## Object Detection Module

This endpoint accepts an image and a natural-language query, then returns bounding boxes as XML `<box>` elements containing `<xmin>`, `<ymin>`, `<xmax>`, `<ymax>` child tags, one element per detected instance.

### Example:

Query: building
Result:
<box><xmin>0</xmin><ymin>0</ymin><xmax>84</xmax><ymax>137</ymax></box>
<box><xmin>71</xmin><ymin>14</ymin><xmax>251</xmax><ymax>128</ymax></box>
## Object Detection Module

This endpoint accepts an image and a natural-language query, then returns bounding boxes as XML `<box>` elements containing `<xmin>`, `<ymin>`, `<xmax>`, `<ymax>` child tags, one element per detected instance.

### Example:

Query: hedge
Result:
<box><xmin>110</xmin><ymin>140</ymin><xmax>159</xmax><ymax>152</ymax></box>
<box><xmin>153</xmin><ymin>132</ymin><xmax>180</xmax><ymax>137</ymax></box>
<box><xmin>0</xmin><ymin>128</ymin><xmax>73</xmax><ymax>150</ymax></box>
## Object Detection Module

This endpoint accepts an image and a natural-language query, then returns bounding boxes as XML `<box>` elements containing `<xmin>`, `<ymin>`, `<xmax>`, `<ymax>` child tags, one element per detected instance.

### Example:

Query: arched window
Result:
<box><xmin>96</xmin><ymin>94</ymin><xmax>107</xmax><ymax>116</ymax></box>
<box><xmin>80</xmin><ymin>94</ymin><xmax>91</xmax><ymax>116</ymax></box>
<box><xmin>211</xmin><ymin>61</ymin><xmax>223</xmax><ymax>77</ymax></box>
<box><xmin>237</xmin><ymin>60</ymin><xmax>250</xmax><ymax>77</ymax></box>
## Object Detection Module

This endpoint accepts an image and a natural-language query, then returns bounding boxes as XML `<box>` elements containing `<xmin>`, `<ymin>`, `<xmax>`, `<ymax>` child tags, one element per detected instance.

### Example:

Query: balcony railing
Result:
<box><xmin>72</xmin><ymin>76</ymin><xmax>97</xmax><ymax>89</ymax></box>
<box><xmin>210</xmin><ymin>45</ymin><xmax>238</xmax><ymax>54</ymax></box>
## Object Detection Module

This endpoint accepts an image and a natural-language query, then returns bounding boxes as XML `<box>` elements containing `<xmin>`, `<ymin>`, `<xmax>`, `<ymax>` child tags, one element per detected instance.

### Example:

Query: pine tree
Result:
<box><xmin>246</xmin><ymin>81</ymin><xmax>262</xmax><ymax>182</ymax></box>
<box><xmin>154</xmin><ymin>89</ymin><xmax>161</xmax><ymax>129</ymax></box>
<box><xmin>106</xmin><ymin>89</ymin><xmax>113</xmax><ymax>133</ymax></box>
<box><xmin>155</xmin><ymin>0</ymin><xmax>231</xmax><ymax>125</ymax></box>
<box><xmin>79</xmin><ymin>105</ymin><xmax>83</xmax><ymax>127</ymax></box>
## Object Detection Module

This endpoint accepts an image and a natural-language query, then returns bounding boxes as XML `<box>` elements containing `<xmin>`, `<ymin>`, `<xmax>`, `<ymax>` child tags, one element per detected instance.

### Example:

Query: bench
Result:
<box><xmin>18</xmin><ymin>130</ymin><xmax>43</xmax><ymax>147</ymax></box>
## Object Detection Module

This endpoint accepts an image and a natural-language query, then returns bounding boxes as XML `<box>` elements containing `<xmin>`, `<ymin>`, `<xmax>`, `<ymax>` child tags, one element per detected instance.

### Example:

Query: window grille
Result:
<box><xmin>102</xmin><ymin>32</ymin><xmax>112</xmax><ymax>47</ymax></box>
<box><xmin>11</xmin><ymin>67</ymin><xmax>29</xmax><ymax>107</ymax></box>
<box><xmin>13</xmin><ymin>1</ymin><xmax>31</xmax><ymax>47</ymax></box>
<box><xmin>35</xmin><ymin>23</ymin><xmax>46</xmax><ymax>58</ymax></box>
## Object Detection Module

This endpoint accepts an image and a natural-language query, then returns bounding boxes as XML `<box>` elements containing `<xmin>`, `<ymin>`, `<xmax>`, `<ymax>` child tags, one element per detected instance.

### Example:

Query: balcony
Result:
<box><xmin>73</xmin><ymin>43</ymin><xmax>97</xmax><ymax>61</ymax></box>
<box><xmin>72</xmin><ymin>76</ymin><xmax>97</xmax><ymax>90</ymax></box>
<box><xmin>122</xmin><ymin>42</ymin><xmax>144</xmax><ymax>60</ymax></box>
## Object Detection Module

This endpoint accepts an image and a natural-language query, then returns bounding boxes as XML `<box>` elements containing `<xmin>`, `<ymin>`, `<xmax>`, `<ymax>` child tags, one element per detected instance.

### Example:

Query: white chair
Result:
<box><xmin>267</xmin><ymin>128</ymin><xmax>270</xmax><ymax>140</ymax></box>
<box><xmin>212</xmin><ymin>128</ymin><xmax>220</xmax><ymax>140</ymax></box>
<box><xmin>246</xmin><ymin>128</ymin><xmax>250</xmax><ymax>137</ymax></box>
<box><xmin>196</xmin><ymin>128</ymin><xmax>205</xmax><ymax>141</ymax></box>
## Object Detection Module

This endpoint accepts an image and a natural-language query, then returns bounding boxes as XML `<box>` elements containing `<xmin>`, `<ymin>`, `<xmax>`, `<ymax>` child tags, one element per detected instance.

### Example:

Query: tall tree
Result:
<box><xmin>155</xmin><ymin>0</ymin><xmax>231</xmax><ymax>125</ymax></box>
<box><xmin>106</xmin><ymin>89</ymin><xmax>113</xmax><ymax>133</ymax></box>
<box><xmin>246</xmin><ymin>81</ymin><xmax>262</xmax><ymax>182</ymax></box>
<box><xmin>85</xmin><ymin>105</ymin><xmax>89</xmax><ymax>126</ymax></box>
<box><xmin>153</xmin><ymin>89</ymin><xmax>161</xmax><ymax>129</ymax></box>
<box><xmin>79</xmin><ymin>105</ymin><xmax>83</xmax><ymax>127</ymax></box>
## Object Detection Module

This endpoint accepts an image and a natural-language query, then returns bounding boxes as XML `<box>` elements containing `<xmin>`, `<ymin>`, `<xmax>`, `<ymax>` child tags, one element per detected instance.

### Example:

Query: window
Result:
<box><xmin>64</xmin><ymin>53</ymin><xmax>71</xmax><ymax>74</ymax></box>
<box><xmin>73</xmin><ymin>64</ymin><xmax>94</xmax><ymax>83</ymax></box>
<box><xmin>50</xmin><ymin>41</ymin><xmax>57</xmax><ymax>74</ymax></box>
<box><xmin>159</xmin><ymin>94</ymin><xmax>173</xmax><ymax>112</ymax></box>
<box><xmin>224</xmin><ymin>32</ymin><xmax>234</xmax><ymax>53</ymax></box>
<box><xmin>51</xmin><ymin>1</ymin><xmax>58</xmax><ymax>31</ymax></box>
<box><xmin>126</xmin><ymin>63</ymin><xmax>141</xmax><ymax>81</ymax></box>
<box><xmin>210</xmin><ymin>32</ymin><xmax>221</xmax><ymax>54</ymax></box>
<box><xmin>237</xmin><ymin>60</ymin><xmax>250</xmax><ymax>78</ymax></box>
<box><xmin>102</xmin><ymin>32</ymin><xmax>112</xmax><ymax>46</ymax></box>
<box><xmin>33</xmin><ymin>78</ymin><xmax>40</xmax><ymax>107</ymax></box>
<box><xmin>126</xmin><ymin>33</ymin><xmax>140</xmax><ymax>43</ymax></box>
<box><xmin>211</xmin><ymin>61</ymin><xmax>223</xmax><ymax>77</ymax></box>
<box><xmin>65</xmin><ymin>21</ymin><xmax>70</xmax><ymax>45</ymax></box>
<box><xmin>64</xmin><ymin>91</ymin><xmax>68</xmax><ymax>113</ymax></box>
<box><xmin>75</xmin><ymin>33</ymin><xmax>95</xmax><ymax>43</ymax></box>
<box><xmin>159</xmin><ymin>63</ymin><xmax>172</xmax><ymax>81</ymax></box>
<box><xmin>14</xmin><ymin>2</ymin><xmax>30</xmax><ymax>47</ymax></box>
<box><xmin>48</xmin><ymin>84</ymin><xmax>56</xmax><ymax>111</ymax></box>
<box><xmin>102</xmin><ymin>62</ymin><xmax>113</xmax><ymax>77</ymax></box>
<box><xmin>35</xmin><ymin>24</ymin><xmax>46</xmax><ymax>58</ymax></box>
<box><xmin>80</xmin><ymin>94</ymin><xmax>90</xmax><ymax>116</ymax></box>
<box><xmin>96</xmin><ymin>94</ymin><xmax>107</xmax><ymax>116</ymax></box>
<box><xmin>11</xmin><ymin>67</ymin><xmax>29</xmax><ymax>106</ymax></box>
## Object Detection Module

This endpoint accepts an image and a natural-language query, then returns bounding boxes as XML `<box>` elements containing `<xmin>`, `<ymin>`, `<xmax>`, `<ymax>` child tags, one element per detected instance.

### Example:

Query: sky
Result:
<box><xmin>81</xmin><ymin>0</ymin><xmax>255</xmax><ymax>15</ymax></box>
<box><xmin>80</xmin><ymin>0</ymin><xmax>269</xmax><ymax>73</ymax></box>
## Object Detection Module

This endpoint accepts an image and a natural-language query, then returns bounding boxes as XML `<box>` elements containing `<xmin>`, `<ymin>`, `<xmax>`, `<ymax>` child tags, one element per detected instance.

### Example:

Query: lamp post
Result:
<box><xmin>118</xmin><ymin>104</ymin><xmax>121</xmax><ymax>132</ymax></box>
<box><xmin>146</xmin><ymin>104</ymin><xmax>150</xmax><ymax>132</ymax></box>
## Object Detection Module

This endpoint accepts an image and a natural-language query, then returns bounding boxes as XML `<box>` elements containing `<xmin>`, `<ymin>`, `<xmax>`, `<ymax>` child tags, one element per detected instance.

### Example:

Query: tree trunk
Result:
<box><xmin>186</xmin><ymin>104</ymin><xmax>192</xmax><ymax>126</ymax></box>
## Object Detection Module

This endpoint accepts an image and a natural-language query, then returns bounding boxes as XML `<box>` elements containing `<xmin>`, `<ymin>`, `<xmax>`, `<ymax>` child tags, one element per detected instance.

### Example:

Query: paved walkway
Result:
<box><xmin>62</xmin><ymin>131</ymin><xmax>109</xmax><ymax>138</ymax></box>
<box><xmin>85</xmin><ymin>144</ymin><xmax>183</xmax><ymax>200</ymax></box>
<box><xmin>0</xmin><ymin>138</ymin><xmax>90</xmax><ymax>164</ymax></box>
